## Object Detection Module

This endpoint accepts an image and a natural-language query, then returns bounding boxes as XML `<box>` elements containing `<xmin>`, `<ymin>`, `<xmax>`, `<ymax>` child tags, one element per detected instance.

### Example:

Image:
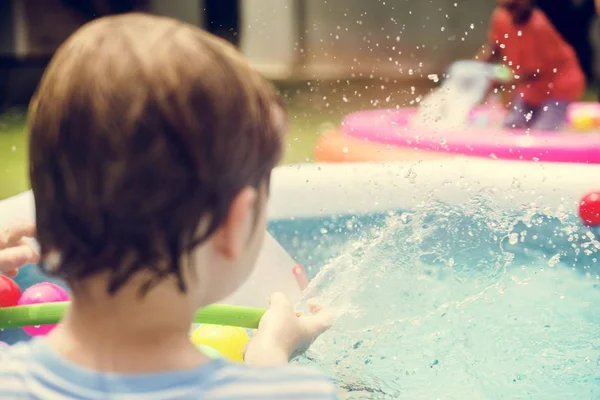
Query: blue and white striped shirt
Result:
<box><xmin>0</xmin><ymin>338</ymin><xmax>338</xmax><ymax>399</ymax></box>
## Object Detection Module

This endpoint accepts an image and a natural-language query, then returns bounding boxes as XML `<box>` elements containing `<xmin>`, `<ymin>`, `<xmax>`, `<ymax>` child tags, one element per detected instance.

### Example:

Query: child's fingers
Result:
<box><xmin>0</xmin><ymin>223</ymin><xmax>36</xmax><ymax>249</ymax></box>
<box><xmin>0</xmin><ymin>244</ymin><xmax>39</xmax><ymax>273</ymax></box>
<box><xmin>304</xmin><ymin>300</ymin><xmax>333</xmax><ymax>334</ymax></box>
<box><xmin>5</xmin><ymin>269</ymin><xmax>18</xmax><ymax>278</ymax></box>
<box><xmin>304</xmin><ymin>313</ymin><xmax>333</xmax><ymax>337</ymax></box>
<box><xmin>307</xmin><ymin>299</ymin><xmax>324</xmax><ymax>314</ymax></box>
<box><xmin>268</xmin><ymin>292</ymin><xmax>293</xmax><ymax>311</ymax></box>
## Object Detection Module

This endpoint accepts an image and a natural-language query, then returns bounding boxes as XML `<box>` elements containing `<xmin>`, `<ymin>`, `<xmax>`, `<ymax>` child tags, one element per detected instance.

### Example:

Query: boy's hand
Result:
<box><xmin>244</xmin><ymin>292</ymin><xmax>333</xmax><ymax>365</ymax></box>
<box><xmin>0</xmin><ymin>223</ymin><xmax>39</xmax><ymax>277</ymax></box>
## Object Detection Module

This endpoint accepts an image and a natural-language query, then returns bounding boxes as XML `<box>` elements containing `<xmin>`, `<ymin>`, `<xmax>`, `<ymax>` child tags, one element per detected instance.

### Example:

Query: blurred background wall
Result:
<box><xmin>241</xmin><ymin>0</ymin><xmax>494</xmax><ymax>79</ymax></box>
<box><xmin>298</xmin><ymin>0</ymin><xmax>494</xmax><ymax>79</ymax></box>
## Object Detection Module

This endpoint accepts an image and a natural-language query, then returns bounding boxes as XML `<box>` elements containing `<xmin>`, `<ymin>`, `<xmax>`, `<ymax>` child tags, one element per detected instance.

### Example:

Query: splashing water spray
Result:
<box><xmin>413</xmin><ymin>60</ymin><xmax>512</xmax><ymax>129</ymax></box>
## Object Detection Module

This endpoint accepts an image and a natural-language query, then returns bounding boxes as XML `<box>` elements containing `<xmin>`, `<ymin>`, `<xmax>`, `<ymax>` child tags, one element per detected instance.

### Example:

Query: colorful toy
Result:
<box><xmin>567</xmin><ymin>103</ymin><xmax>600</xmax><ymax>132</ymax></box>
<box><xmin>190</xmin><ymin>324</ymin><xmax>249</xmax><ymax>362</ymax></box>
<box><xmin>18</xmin><ymin>283</ymin><xmax>69</xmax><ymax>336</ymax></box>
<box><xmin>0</xmin><ymin>302</ymin><xmax>265</xmax><ymax>330</ymax></box>
<box><xmin>0</xmin><ymin>276</ymin><xmax>22</xmax><ymax>308</ymax></box>
<box><xmin>579</xmin><ymin>192</ymin><xmax>600</xmax><ymax>227</ymax></box>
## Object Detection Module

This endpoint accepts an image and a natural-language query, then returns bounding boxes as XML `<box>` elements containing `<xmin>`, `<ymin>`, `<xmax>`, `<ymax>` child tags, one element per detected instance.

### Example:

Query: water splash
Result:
<box><xmin>296</xmin><ymin>192</ymin><xmax>600</xmax><ymax>399</ymax></box>
<box><xmin>412</xmin><ymin>61</ymin><xmax>497</xmax><ymax>129</ymax></box>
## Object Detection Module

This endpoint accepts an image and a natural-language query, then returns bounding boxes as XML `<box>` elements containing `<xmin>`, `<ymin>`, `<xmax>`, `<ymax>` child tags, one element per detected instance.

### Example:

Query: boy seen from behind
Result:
<box><xmin>0</xmin><ymin>13</ymin><xmax>336</xmax><ymax>399</ymax></box>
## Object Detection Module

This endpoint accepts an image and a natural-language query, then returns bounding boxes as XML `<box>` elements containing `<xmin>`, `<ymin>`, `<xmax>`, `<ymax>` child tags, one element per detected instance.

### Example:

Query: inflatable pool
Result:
<box><xmin>3</xmin><ymin>158</ymin><xmax>600</xmax><ymax>397</ymax></box>
<box><xmin>315</xmin><ymin>104</ymin><xmax>600</xmax><ymax>163</ymax></box>
<box><xmin>271</xmin><ymin>159</ymin><xmax>600</xmax><ymax>398</ymax></box>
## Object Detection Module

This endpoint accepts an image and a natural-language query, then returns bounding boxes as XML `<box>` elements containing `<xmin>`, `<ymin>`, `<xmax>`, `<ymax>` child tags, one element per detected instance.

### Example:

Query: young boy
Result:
<box><xmin>0</xmin><ymin>13</ymin><xmax>337</xmax><ymax>399</ymax></box>
<box><xmin>482</xmin><ymin>0</ymin><xmax>585</xmax><ymax>131</ymax></box>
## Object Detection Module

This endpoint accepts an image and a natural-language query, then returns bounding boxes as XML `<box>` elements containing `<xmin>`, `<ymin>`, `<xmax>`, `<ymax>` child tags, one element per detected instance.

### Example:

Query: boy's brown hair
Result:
<box><xmin>28</xmin><ymin>13</ymin><xmax>285</xmax><ymax>294</ymax></box>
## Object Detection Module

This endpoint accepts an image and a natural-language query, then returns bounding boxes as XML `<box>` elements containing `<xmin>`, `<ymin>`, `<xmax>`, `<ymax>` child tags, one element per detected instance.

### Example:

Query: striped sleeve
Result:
<box><xmin>0</xmin><ymin>345</ymin><xmax>30</xmax><ymax>398</ymax></box>
<box><xmin>204</xmin><ymin>364</ymin><xmax>339</xmax><ymax>399</ymax></box>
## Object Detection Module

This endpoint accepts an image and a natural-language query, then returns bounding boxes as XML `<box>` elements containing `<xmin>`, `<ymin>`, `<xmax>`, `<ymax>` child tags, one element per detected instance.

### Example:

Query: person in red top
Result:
<box><xmin>482</xmin><ymin>0</ymin><xmax>586</xmax><ymax>131</ymax></box>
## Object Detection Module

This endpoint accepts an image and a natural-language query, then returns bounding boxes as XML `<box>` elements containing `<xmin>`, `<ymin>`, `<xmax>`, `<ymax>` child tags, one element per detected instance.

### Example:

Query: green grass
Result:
<box><xmin>0</xmin><ymin>103</ymin><xmax>338</xmax><ymax>200</ymax></box>
<box><xmin>0</xmin><ymin>81</ymin><xmax>373</xmax><ymax>199</ymax></box>
<box><xmin>0</xmin><ymin>111</ymin><xmax>29</xmax><ymax>200</ymax></box>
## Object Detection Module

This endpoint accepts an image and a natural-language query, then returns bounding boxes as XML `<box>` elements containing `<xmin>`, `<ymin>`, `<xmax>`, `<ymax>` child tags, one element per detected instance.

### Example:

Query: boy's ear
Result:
<box><xmin>213</xmin><ymin>186</ymin><xmax>258</xmax><ymax>261</ymax></box>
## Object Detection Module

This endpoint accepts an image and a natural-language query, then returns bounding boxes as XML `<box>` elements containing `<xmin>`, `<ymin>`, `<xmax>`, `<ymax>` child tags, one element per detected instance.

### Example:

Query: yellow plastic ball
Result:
<box><xmin>572</xmin><ymin>115</ymin><xmax>595</xmax><ymax>132</ymax></box>
<box><xmin>190</xmin><ymin>324</ymin><xmax>249</xmax><ymax>362</ymax></box>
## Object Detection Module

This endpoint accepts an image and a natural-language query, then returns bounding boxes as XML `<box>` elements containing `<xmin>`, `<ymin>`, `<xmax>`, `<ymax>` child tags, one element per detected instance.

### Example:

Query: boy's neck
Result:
<box><xmin>45</xmin><ymin>277</ymin><xmax>210</xmax><ymax>373</ymax></box>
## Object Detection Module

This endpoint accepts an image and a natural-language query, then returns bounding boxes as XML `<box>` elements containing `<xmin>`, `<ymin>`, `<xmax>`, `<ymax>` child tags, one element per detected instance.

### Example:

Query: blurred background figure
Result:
<box><xmin>482</xmin><ymin>0</ymin><xmax>585</xmax><ymax>131</ymax></box>
<box><xmin>537</xmin><ymin>0</ymin><xmax>596</xmax><ymax>82</ymax></box>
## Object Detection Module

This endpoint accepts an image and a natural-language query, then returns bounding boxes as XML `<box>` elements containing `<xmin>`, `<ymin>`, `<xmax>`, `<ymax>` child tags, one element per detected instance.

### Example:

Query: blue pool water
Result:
<box><xmin>271</xmin><ymin>195</ymin><xmax>600</xmax><ymax>399</ymax></box>
<box><xmin>3</xmin><ymin>193</ymin><xmax>600</xmax><ymax>399</ymax></box>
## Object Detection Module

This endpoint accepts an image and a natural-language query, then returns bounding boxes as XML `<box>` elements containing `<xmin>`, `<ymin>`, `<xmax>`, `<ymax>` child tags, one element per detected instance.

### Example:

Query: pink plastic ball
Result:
<box><xmin>18</xmin><ymin>283</ymin><xmax>69</xmax><ymax>336</ymax></box>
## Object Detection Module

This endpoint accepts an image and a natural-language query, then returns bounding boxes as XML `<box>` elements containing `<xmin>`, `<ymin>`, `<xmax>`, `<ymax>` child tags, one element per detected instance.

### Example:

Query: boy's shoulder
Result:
<box><xmin>0</xmin><ymin>340</ymin><xmax>339</xmax><ymax>399</ymax></box>
<box><xmin>213</xmin><ymin>362</ymin><xmax>339</xmax><ymax>398</ymax></box>
<box><xmin>0</xmin><ymin>341</ymin><xmax>34</xmax><ymax>398</ymax></box>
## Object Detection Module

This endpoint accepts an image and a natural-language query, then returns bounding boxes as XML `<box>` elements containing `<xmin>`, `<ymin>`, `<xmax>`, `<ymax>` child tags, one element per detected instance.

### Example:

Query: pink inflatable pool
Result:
<box><xmin>341</xmin><ymin>107</ymin><xmax>600</xmax><ymax>163</ymax></box>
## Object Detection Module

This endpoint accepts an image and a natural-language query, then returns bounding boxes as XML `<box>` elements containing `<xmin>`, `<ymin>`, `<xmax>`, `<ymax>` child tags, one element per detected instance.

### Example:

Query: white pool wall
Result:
<box><xmin>4</xmin><ymin>158</ymin><xmax>597</xmax><ymax>225</ymax></box>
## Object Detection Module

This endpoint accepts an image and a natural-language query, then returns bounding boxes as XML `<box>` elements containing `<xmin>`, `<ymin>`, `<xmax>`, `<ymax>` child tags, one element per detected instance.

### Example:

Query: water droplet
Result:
<box><xmin>548</xmin><ymin>254</ymin><xmax>561</xmax><ymax>267</ymax></box>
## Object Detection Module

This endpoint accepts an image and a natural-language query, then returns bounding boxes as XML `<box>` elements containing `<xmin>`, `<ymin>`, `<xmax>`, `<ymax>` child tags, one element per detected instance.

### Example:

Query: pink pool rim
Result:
<box><xmin>341</xmin><ymin>107</ymin><xmax>600</xmax><ymax>163</ymax></box>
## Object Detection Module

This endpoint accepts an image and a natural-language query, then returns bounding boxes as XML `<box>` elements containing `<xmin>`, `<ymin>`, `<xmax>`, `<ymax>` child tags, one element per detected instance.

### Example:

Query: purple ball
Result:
<box><xmin>18</xmin><ymin>283</ymin><xmax>69</xmax><ymax>336</ymax></box>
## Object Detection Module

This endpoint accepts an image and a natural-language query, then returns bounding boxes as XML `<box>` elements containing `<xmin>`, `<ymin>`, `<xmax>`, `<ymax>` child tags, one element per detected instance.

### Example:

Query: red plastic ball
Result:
<box><xmin>0</xmin><ymin>275</ymin><xmax>22</xmax><ymax>307</ymax></box>
<box><xmin>579</xmin><ymin>192</ymin><xmax>600</xmax><ymax>227</ymax></box>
